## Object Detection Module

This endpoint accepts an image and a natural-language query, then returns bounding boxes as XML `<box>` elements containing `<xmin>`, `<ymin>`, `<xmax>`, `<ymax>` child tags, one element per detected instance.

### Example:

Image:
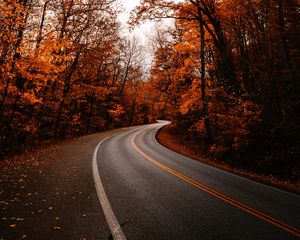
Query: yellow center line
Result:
<box><xmin>131</xmin><ymin>132</ymin><xmax>300</xmax><ymax>238</ymax></box>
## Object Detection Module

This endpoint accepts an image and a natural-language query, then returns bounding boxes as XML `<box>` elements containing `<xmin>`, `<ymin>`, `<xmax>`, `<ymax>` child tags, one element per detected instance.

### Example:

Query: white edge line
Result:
<box><xmin>92</xmin><ymin>133</ymin><xmax>126</xmax><ymax>240</ymax></box>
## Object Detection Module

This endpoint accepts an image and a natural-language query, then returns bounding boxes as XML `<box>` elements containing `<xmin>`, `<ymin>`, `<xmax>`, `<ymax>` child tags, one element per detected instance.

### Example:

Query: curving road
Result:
<box><xmin>95</xmin><ymin>122</ymin><xmax>300</xmax><ymax>240</ymax></box>
<box><xmin>1</xmin><ymin>122</ymin><xmax>299</xmax><ymax>240</ymax></box>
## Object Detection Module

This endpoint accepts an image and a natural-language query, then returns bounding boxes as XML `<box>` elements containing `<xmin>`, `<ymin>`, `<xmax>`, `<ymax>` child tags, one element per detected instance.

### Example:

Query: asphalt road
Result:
<box><xmin>97</xmin><ymin>122</ymin><xmax>300</xmax><ymax>240</ymax></box>
<box><xmin>1</xmin><ymin>122</ymin><xmax>299</xmax><ymax>239</ymax></box>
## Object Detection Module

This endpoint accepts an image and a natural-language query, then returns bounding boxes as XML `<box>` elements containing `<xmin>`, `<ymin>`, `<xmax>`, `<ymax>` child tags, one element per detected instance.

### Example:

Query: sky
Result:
<box><xmin>118</xmin><ymin>0</ymin><xmax>141</xmax><ymax>23</ymax></box>
<box><xmin>117</xmin><ymin>0</ymin><xmax>161</xmax><ymax>70</ymax></box>
<box><xmin>118</xmin><ymin>0</ymin><xmax>155</xmax><ymax>43</ymax></box>
<box><xmin>117</xmin><ymin>0</ymin><xmax>181</xmax><ymax>70</ymax></box>
<box><xmin>118</xmin><ymin>0</ymin><xmax>183</xmax><ymax>42</ymax></box>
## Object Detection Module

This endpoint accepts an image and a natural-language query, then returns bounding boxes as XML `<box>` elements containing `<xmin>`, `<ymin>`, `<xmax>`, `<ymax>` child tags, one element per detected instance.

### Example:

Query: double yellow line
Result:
<box><xmin>131</xmin><ymin>132</ymin><xmax>300</xmax><ymax>238</ymax></box>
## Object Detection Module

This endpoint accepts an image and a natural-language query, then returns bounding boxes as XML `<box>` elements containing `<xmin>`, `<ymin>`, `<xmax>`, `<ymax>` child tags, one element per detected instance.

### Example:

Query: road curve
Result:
<box><xmin>1</xmin><ymin>122</ymin><xmax>299</xmax><ymax>240</ymax></box>
<box><xmin>95</xmin><ymin>122</ymin><xmax>300</xmax><ymax>240</ymax></box>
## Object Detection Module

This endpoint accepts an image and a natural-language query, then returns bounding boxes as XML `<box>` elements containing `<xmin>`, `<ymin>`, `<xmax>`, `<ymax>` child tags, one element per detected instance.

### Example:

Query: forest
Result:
<box><xmin>0</xmin><ymin>0</ymin><xmax>150</xmax><ymax>156</ymax></box>
<box><xmin>1</xmin><ymin>0</ymin><xmax>299</xmax><ymax>181</ymax></box>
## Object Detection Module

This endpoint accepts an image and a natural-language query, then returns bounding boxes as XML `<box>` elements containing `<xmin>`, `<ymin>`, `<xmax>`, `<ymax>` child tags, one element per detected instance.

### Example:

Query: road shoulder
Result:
<box><xmin>0</xmin><ymin>130</ymin><xmax>119</xmax><ymax>240</ymax></box>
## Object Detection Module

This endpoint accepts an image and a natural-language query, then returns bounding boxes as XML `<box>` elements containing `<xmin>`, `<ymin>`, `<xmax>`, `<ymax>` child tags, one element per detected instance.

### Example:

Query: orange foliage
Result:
<box><xmin>132</xmin><ymin>0</ymin><xmax>300</xmax><ymax>177</ymax></box>
<box><xmin>0</xmin><ymin>0</ymin><xmax>150</xmax><ymax>157</ymax></box>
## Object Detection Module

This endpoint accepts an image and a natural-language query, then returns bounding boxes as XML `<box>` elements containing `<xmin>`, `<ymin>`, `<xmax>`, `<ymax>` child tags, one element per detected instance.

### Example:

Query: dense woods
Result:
<box><xmin>0</xmin><ymin>0</ymin><xmax>149</xmax><ymax>157</ymax></box>
<box><xmin>1</xmin><ymin>0</ymin><xmax>299</xmax><ymax>180</ymax></box>
<box><xmin>130</xmin><ymin>0</ymin><xmax>300</xmax><ymax>180</ymax></box>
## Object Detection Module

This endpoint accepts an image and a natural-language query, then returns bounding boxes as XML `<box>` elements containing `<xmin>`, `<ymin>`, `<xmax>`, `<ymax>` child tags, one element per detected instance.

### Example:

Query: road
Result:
<box><xmin>1</xmin><ymin>122</ymin><xmax>299</xmax><ymax>239</ymax></box>
<box><xmin>95</xmin><ymin>122</ymin><xmax>300</xmax><ymax>240</ymax></box>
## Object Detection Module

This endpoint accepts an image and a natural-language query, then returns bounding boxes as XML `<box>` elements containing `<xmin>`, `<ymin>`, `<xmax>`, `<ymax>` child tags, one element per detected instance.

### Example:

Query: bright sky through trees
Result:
<box><xmin>118</xmin><ymin>0</ymin><xmax>151</xmax><ymax>42</ymax></box>
<box><xmin>118</xmin><ymin>0</ymin><xmax>182</xmax><ymax>42</ymax></box>
<box><xmin>118</xmin><ymin>0</ymin><xmax>182</xmax><ymax>70</ymax></box>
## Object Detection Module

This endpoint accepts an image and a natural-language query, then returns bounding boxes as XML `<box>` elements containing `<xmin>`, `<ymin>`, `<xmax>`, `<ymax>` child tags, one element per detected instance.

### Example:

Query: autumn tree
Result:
<box><xmin>0</xmin><ymin>0</ymin><xmax>151</xmax><ymax>157</ymax></box>
<box><xmin>134</xmin><ymin>0</ymin><xmax>299</xmax><ymax>177</ymax></box>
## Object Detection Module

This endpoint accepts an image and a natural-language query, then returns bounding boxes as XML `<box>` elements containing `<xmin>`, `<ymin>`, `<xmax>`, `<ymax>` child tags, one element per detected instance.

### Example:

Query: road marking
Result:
<box><xmin>93</xmin><ymin>134</ymin><xmax>127</xmax><ymax>240</ymax></box>
<box><xmin>131</xmin><ymin>129</ymin><xmax>300</xmax><ymax>238</ymax></box>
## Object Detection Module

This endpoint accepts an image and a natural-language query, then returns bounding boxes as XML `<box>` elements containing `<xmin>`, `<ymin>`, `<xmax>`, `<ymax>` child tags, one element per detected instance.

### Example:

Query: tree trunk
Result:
<box><xmin>193</xmin><ymin>0</ymin><xmax>238</xmax><ymax>94</ymax></box>
<box><xmin>198</xmin><ymin>10</ymin><xmax>213</xmax><ymax>144</ymax></box>
<box><xmin>35</xmin><ymin>0</ymin><xmax>48</xmax><ymax>52</ymax></box>
<box><xmin>86</xmin><ymin>97</ymin><xmax>95</xmax><ymax>134</ymax></box>
<box><xmin>54</xmin><ymin>48</ymin><xmax>81</xmax><ymax>137</ymax></box>
<box><xmin>0</xmin><ymin>2</ymin><xmax>29</xmax><ymax>117</ymax></box>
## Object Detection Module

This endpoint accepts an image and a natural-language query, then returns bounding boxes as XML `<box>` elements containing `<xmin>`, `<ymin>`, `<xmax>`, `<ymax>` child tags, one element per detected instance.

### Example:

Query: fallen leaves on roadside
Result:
<box><xmin>52</xmin><ymin>216</ymin><xmax>61</xmax><ymax>230</ymax></box>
